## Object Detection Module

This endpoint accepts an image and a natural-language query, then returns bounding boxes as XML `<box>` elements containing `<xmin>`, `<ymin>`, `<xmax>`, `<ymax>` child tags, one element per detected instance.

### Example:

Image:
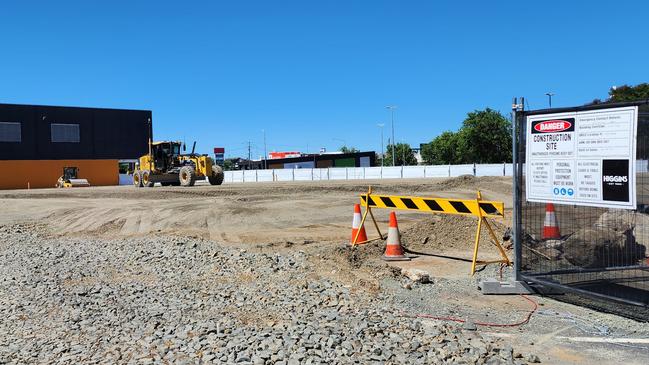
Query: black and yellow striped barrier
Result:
<box><xmin>356</xmin><ymin>188</ymin><xmax>510</xmax><ymax>276</ymax></box>
<box><xmin>360</xmin><ymin>194</ymin><xmax>504</xmax><ymax>218</ymax></box>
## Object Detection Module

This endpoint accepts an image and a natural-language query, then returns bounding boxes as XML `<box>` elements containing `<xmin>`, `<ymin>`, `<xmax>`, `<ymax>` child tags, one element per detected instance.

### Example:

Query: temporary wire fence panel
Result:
<box><xmin>515</xmin><ymin>101</ymin><xmax>649</xmax><ymax>321</ymax></box>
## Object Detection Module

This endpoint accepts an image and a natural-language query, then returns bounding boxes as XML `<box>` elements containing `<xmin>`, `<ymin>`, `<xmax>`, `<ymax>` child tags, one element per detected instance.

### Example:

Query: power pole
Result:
<box><xmin>247</xmin><ymin>141</ymin><xmax>252</xmax><ymax>170</ymax></box>
<box><xmin>386</xmin><ymin>105</ymin><xmax>397</xmax><ymax>166</ymax></box>
<box><xmin>262</xmin><ymin>130</ymin><xmax>267</xmax><ymax>169</ymax></box>
<box><xmin>377</xmin><ymin>123</ymin><xmax>385</xmax><ymax>167</ymax></box>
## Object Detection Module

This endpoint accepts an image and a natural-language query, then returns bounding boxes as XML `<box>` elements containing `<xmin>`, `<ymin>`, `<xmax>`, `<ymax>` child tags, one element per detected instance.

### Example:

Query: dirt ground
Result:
<box><xmin>1</xmin><ymin>176</ymin><xmax>648</xmax><ymax>364</ymax></box>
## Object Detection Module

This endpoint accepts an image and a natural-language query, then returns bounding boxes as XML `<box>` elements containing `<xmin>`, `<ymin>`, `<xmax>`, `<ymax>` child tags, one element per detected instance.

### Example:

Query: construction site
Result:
<box><xmin>3</xmin><ymin>3</ymin><xmax>649</xmax><ymax>365</ymax></box>
<box><xmin>2</xmin><ymin>168</ymin><xmax>649</xmax><ymax>364</ymax></box>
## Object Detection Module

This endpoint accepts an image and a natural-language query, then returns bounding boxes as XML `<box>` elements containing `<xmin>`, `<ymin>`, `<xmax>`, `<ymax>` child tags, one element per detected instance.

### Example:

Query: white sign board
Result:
<box><xmin>525</xmin><ymin>106</ymin><xmax>637</xmax><ymax>209</ymax></box>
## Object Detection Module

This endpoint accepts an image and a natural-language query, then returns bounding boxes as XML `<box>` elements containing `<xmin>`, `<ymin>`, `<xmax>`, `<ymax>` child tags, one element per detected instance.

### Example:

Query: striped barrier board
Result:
<box><xmin>360</xmin><ymin>194</ymin><xmax>504</xmax><ymax>218</ymax></box>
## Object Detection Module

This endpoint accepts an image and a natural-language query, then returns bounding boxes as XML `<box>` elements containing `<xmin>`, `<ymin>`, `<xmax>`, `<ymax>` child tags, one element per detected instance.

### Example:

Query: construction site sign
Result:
<box><xmin>525</xmin><ymin>106</ymin><xmax>638</xmax><ymax>209</ymax></box>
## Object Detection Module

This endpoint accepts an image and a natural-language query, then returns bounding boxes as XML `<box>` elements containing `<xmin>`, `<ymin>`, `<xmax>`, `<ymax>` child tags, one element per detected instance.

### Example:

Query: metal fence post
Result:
<box><xmin>513</xmin><ymin>98</ymin><xmax>523</xmax><ymax>283</ymax></box>
<box><xmin>478</xmin><ymin>97</ymin><xmax>531</xmax><ymax>295</ymax></box>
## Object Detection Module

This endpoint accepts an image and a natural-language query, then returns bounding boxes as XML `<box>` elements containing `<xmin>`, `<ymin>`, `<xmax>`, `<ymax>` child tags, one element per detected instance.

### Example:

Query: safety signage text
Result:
<box><xmin>525</xmin><ymin>106</ymin><xmax>637</xmax><ymax>209</ymax></box>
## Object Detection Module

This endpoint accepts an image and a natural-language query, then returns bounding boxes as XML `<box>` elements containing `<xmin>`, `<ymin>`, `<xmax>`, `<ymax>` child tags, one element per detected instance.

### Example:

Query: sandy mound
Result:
<box><xmin>401</xmin><ymin>214</ymin><xmax>510</xmax><ymax>254</ymax></box>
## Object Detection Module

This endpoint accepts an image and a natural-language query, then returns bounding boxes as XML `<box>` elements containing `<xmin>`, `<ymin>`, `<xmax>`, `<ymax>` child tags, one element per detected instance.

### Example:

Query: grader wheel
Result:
<box><xmin>142</xmin><ymin>170</ymin><xmax>154</xmax><ymax>187</ymax></box>
<box><xmin>179</xmin><ymin>166</ymin><xmax>196</xmax><ymax>187</ymax></box>
<box><xmin>208</xmin><ymin>165</ymin><xmax>224</xmax><ymax>185</ymax></box>
<box><xmin>133</xmin><ymin>171</ymin><xmax>143</xmax><ymax>187</ymax></box>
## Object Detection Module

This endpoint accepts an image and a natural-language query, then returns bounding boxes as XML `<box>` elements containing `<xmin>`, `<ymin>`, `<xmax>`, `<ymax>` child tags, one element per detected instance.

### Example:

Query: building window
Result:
<box><xmin>0</xmin><ymin>122</ymin><xmax>21</xmax><ymax>142</ymax></box>
<box><xmin>51</xmin><ymin>123</ymin><xmax>80</xmax><ymax>143</ymax></box>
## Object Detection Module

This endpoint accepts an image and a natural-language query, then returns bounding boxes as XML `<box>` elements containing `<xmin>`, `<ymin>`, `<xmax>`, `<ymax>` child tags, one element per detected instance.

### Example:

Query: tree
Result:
<box><xmin>385</xmin><ymin>143</ymin><xmax>418</xmax><ymax>166</ymax></box>
<box><xmin>339</xmin><ymin>146</ymin><xmax>359</xmax><ymax>153</ymax></box>
<box><xmin>375</xmin><ymin>152</ymin><xmax>385</xmax><ymax>167</ymax></box>
<box><xmin>609</xmin><ymin>83</ymin><xmax>649</xmax><ymax>102</ymax></box>
<box><xmin>421</xmin><ymin>131</ymin><xmax>460</xmax><ymax>165</ymax></box>
<box><xmin>223</xmin><ymin>158</ymin><xmax>235</xmax><ymax>171</ymax></box>
<box><xmin>455</xmin><ymin>108</ymin><xmax>512</xmax><ymax>163</ymax></box>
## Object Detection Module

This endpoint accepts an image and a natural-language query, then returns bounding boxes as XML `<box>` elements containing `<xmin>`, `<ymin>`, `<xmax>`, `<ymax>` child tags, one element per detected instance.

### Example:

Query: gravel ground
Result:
<box><xmin>0</xmin><ymin>223</ymin><xmax>539</xmax><ymax>365</ymax></box>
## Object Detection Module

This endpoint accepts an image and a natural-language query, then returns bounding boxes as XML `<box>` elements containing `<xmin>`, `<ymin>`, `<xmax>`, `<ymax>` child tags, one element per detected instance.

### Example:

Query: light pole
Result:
<box><xmin>332</xmin><ymin>138</ymin><xmax>347</xmax><ymax>151</ymax></box>
<box><xmin>386</xmin><ymin>105</ymin><xmax>397</xmax><ymax>166</ymax></box>
<box><xmin>377</xmin><ymin>123</ymin><xmax>385</xmax><ymax>166</ymax></box>
<box><xmin>262</xmin><ymin>129</ymin><xmax>267</xmax><ymax>169</ymax></box>
<box><xmin>545</xmin><ymin>92</ymin><xmax>555</xmax><ymax>108</ymax></box>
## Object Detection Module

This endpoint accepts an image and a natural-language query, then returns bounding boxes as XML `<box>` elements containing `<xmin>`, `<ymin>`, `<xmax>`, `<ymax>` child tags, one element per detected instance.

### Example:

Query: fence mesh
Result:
<box><xmin>516</xmin><ymin>102</ymin><xmax>649</xmax><ymax>321</ymax></box>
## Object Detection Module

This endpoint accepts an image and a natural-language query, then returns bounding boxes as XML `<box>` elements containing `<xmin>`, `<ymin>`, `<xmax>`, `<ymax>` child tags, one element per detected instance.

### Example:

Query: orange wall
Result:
<box><xmin>0</xmin><ymin>160</ymin><xmax>118</xmax><ymax>189</ymax></box>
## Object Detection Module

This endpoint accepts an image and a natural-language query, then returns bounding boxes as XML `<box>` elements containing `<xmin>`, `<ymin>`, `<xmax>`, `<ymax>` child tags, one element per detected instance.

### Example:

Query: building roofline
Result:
<box><xmin>0</xmin><ymin>102</ymin><xmax>152</xmax><ymax>114</ymax></box>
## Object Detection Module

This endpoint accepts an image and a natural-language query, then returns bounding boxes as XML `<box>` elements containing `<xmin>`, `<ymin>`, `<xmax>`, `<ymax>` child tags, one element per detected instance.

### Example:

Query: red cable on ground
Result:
<box><xmin>401</xmin><ymin>294</ymin><xmax>538</xmax><ymax>328</ymax></box>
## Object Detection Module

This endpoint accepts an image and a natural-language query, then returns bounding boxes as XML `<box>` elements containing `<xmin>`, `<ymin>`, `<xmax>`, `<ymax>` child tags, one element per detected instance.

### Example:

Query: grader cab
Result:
<box><xmin>133</xmin><ymin>141</ymin><xmax>224</xmax><ymax>187</ymax></box>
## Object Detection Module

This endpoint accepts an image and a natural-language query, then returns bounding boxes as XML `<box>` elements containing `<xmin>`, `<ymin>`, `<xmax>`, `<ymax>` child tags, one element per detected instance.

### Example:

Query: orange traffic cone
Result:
<box><xmin>382</xmin><ymin>212</ymin><xmax>410</xmax><ymax>261</ymax></box>
<box><xmin>350</xmin><ymin>204</ymin><xmax>368</xmax><ymax>245</ymax></box>
<box><xmin>542</xmin><ymin>203</ymin><xmax>561</xmax><ymax>240</ymax></box>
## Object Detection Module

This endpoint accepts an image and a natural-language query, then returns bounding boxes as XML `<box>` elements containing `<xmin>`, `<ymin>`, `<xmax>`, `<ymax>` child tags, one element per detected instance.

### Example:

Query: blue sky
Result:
<box><xmin>1</xmin><ymin>1</ymin><xmax>646</xmax><ymax>159</ymax></box>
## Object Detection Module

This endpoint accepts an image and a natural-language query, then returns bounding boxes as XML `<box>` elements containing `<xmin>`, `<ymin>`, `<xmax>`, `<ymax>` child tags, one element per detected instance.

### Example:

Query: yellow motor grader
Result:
<box><xmin>133</xmin><ymin>141</ymin><xmax>224</xmax><ymax>187</ymax></box>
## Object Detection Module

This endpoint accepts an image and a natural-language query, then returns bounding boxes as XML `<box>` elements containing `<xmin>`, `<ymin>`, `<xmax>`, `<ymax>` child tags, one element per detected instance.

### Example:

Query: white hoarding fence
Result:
<box><xmin>222</xmin><ymin>162</ymin><xmax>512</xmax><ymax>184</ymax></box>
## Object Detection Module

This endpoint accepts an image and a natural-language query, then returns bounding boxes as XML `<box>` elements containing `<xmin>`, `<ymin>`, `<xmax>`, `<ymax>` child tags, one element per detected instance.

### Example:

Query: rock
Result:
<box><xmin>401</xmin><ymin>268</ymin><xmax>431</xmax><ymax>284</ymax></box>
<box><xmin>462</xmin><ymin>321</ymin><xmax>477</xmax><ymax>331</ymax></box>
<box><xmin>0</xmin><ymin>225</ymin><xmax>536</xmax><ymax>365</ymax></box>
<box><xmin>527</xmin><ymin>354</ymin><xmax>541</xmax><ymax>363</ymax></box>
<box><xmin>563</xmin><ymin>227</ymin><xmax>645</xmax><ymax>268</ymax></box>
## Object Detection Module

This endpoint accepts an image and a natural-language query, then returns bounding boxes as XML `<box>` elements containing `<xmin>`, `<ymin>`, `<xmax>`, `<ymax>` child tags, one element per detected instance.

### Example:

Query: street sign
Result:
<box><xmin>525</xmin><ymin>106</ymin><xmax>638</xmax><ymax>209</ymax></box>
<box><xmin>213</xmin><ymin>147</ymin><xmax>225</xmax><ymax>165</ymax></box>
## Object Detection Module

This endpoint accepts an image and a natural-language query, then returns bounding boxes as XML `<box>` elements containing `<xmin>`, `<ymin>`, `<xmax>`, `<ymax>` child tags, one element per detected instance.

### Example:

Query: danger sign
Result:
<box><xmin>525</xmin><ymin>106</ymin><xmax>638</xmax><ymax>209</ymax></box>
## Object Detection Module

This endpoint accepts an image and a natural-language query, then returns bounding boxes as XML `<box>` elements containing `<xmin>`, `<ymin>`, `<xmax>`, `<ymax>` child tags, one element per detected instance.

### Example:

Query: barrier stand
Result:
<box><xmin>471</xmin><ymin>191</ymin><xmax>511</xmax><ymax>275</ymax></box>
<box><xmin>352</xmin><ymin>186</ymin><xmax>385</xmax><ymax>246</ymax></box>
<box><xmin>359</xmin><ymin>188</ymin><xmax>511</xmax><ymax>275</ymax></box>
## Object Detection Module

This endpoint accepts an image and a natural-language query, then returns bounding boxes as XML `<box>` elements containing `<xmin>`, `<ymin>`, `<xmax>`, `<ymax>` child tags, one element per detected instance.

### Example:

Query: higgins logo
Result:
<box><xmin>602</xmin><ymin>160</ymin><xmax>630</xmax><ymax>202</ymax></box>
<box><xmin>603</xmin><ymin>175</ymin><xmax>628</xmax><ymax>183</ymax></box>
<box><xmin>531</xmin><ymin>118</ymin><xmax>575</xmax><ymax>134</ymax></box>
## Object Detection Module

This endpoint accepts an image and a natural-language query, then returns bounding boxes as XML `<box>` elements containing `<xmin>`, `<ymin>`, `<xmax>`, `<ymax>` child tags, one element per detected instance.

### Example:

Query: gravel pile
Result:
<box><xmin>0</xmin><ymin>224</ymin><xmax>534</xmax><ymax>364</ymax></box>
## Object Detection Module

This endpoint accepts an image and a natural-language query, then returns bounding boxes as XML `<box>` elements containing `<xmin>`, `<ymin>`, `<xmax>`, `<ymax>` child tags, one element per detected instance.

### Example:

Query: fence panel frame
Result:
<box><xmin>512</xmin><ymin>99</ymin><xmax>649</xmax><ymax>319</ymax></box>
